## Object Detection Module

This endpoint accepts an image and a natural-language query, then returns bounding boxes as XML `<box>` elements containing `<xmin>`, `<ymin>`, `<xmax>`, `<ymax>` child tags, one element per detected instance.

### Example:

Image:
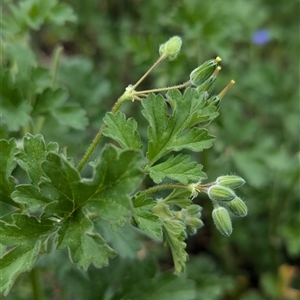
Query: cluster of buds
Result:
<box><xmin>173</xmin><ymin>204</ymin><xmax>204</xmax><ymax>236</ymax></box>
<box><xmin>189</xmin><ymin>55</ymin><xmax>235</xmax><ymax>112</ymax></box>
<box><xmin>209</xmin><ymin>175</ymin><xmax>247</xmax><ymax>236</ymax></box>
<box><xmin>190</xmin><ymin>175</ymin><xmax>247</xmax><ymax>237</ymax></box>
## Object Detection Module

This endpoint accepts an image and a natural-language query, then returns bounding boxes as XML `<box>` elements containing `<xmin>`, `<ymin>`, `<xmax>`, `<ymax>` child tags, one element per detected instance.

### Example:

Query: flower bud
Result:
<box><xmin>212</xmin><ymin>206</ymin><xmax>232</xmax><ymax>236</ymax></box>
<box><xmin>216</xmin><ymin>175</ymin><xmax>246</xmax><ymax>189</ymax></box>
<box><xmin>185</xmin><ymin>217</ymin><xmax>203</xmax><ymax>228</ymax></box>
<box><xmin>159</xmin><ymin>36</ymin><xmax>182</xmax><ymax>60</ymax></box>
<box><xmin>227</xmin><ymin>197</ymin><xmax>248</xmax><ymax>217</ymax></box>
<box><xmin>190</xmin><ymin>57</ymin><xmax>221</xmax><ymax>86</ymax></box>
<box><xmin>208</xmin><ymin>185</ymin><xmax>236</xmax><ymax>202</ymax></box>
<box><xmin>186</xmin><ymin>204</ymin><xmax>202</xmax><ymax>217</ymax></box>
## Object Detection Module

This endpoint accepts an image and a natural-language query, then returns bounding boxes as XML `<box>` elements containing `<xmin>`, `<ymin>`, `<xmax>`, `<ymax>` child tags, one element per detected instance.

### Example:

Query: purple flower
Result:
<box><xmin>251</xmin><ymin>29</ymin><xmax>270</xmax><ymax>45</ymax></box>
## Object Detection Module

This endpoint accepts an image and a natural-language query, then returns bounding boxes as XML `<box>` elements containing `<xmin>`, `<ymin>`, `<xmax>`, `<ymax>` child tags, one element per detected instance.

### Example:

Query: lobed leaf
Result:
<box><xmin>57</xmin><ymin>210</ymin><xmax>116</xmax><ymax>270</ymax></box>
<box><xmin>16</xmin><ymin>133</ymin><xmax>59</xmax><ymax>185</ymax></box>
<box><xmin>103</xmin><ymin>111</ymin><xmax>142</xmax><ymax>149</ymax></box>
<box><xmin>0</xmin><ymin>243</ymin><xmax>41</xmax><ymax>297</ymax></box>
<box><xmin>163</xmin><ymin>219</ymin><xmax>188</xmax><ymax>274</ymax></box>
<box><xmin>0</xmin><ymin>214</ymin><xmax>56</xmax><ymax>295</ymax></box>
<box><xmin>142</xmin><ymin>88</ymin><xmax>215</xmax><ymax>165</ymax></box>
<box><xmin>85</xmin><ymin>145</ymin><xmax>144</xmax><ymax>223</ymax></box>
<box><xmin>0</xmin><ymin>214</ymin><xmax>55</xmax><ymax>246</ymax></box>
<box><xmin>146</xmin><ymin>154</ymin><xmax>206</xmax><ymax>184</ymax></box>
<box><xmin>132</xmin><ymin>195</ymin><xmax>163</xmax><ymax>240</ymax></box>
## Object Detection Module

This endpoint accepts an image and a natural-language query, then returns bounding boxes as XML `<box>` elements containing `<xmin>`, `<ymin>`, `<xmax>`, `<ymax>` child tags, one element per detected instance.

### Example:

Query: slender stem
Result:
<box><xmin>51</xmin><ymin>46</ymin><xmax>63</xmax><ymax>89</ymax></box>
<box><xmin>135</xmin><ymin>80</ymin><xmax>191</xmax><ymax>95</ymax></box>
<box><xmin>76</xmin><ymin>92</ymin><xmax>131</xmax><ymax>171</ymax></box>
<box><xmin>131</xmin><ymin>55</ymin><xmax>166</xmax><ymax>91</ymax></box>
<box><xmin>30</xmin><ymin>268</ymin><xmax>44</xmax><ymax>300</ymax></box>
<box><xmin>77</xmin><ymin>124</ymin><xmax>105</xmax><ymax>171</ymax></box>
<box><xmin>77</xmin><ymin>55</ymin><xmax>169</xmax><ymax>171</ymax></box>
<box><xmin>140</xmin><ymin>183</ymin><xmax>189</xmax><ymax>196</ymax></box>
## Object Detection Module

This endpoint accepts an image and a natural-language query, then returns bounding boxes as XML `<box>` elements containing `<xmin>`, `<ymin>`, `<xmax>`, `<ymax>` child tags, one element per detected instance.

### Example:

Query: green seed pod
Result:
<box><xmin>190</xmin><ymin>57</ymin><xmax>221</xmax><ymax>86</ymax></box>
<box><xmin>196</xmin><ymin>66</ymin><xmax>221</xmax><ymax>94</ymax></box>
<box><xmin>227</xmin><ymin>197</ymin><xmax>248</xmax><ymax>217</ymax></box>
<box><xmin>196</xmin><ymin>76</ymin><xmax>217</xmax><ymax>95</ymax></box>
<box><xmin>216</xmin><ymin>175</ymin><xmax>246</xmax><ymax>189</ymax></box>
<box><xmin>159</xmin><ymin>36</ymin><xmax>182</xmax><ymax>60</ymax></box>
<box><xmin>208</xmin><ymin>185</ymin><xmax>236</xmax><ymax>202</ymax></box>
<box><xmin>212</xmin><ymin>206</ymin><xmax>232</xmax><ymax>236</ymax></box>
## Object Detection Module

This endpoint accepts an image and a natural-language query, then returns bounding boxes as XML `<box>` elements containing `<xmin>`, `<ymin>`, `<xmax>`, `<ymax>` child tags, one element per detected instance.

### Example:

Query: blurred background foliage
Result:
<box><xmin>1</xmin><ymin>0</ymin><xmax>299</xmax><ymax>299</ymax></box>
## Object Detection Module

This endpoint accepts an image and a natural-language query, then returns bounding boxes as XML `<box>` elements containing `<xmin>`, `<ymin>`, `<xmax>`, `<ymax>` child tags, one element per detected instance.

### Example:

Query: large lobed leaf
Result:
<box><xmin>0</xmin><ymin>214</ymin><xmax>55</xmax><ymax>296</ymax></box>
<box><xmin>57</xmin><ymin>210</ymin><xmax>116</xmax><ymax>270</ymax></box>
<box><xmin>142</xmin><ymin>88</ymin><xmax>216</xmax><ymax>166</ymax></box>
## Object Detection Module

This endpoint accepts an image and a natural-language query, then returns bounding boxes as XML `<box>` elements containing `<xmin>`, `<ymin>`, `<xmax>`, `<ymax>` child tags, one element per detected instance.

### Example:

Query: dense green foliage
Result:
<box><xmin>1</xmin><ymin>0</ymin><xmax>299</xmax><ymax>299</ymax></box>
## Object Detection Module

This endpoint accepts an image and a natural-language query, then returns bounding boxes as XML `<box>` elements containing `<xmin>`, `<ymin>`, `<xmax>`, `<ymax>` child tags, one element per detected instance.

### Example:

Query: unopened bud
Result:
<box><xmin>190</xmin><ymin>57</ymin><xmax>221</xmax><ymax>86</ymax></box>
<box><xmin>208</xmin><ymin>185</ymin><xmax>236</xmax><ymax>202</ymax></box>
<box><xmin>216</xmin><ymin>175</ymin><xmax>246</xmax><ymax>189</ymax></box>
<box><xmin>159</xmin><ymin>36</ymin><xmax>182</xmax><ymax>60</ymax></box>
<box><xmin>186</xmin><ymin>217</ymin><xmax>203</xmax><ymax>228</ymax></box>
<box><xmin>212</xmin><ymin>206</ymin><xmax>232</xmax><ymax>236</ymax></box>
<box><xmin>227</xmin><ymin>197</ymin><xmax>248</xmax><ymax>217</ymax></box>
<box><xmin>186</xmin><ymin>204</ymin><xmax>202</xmax><ymax>217</ymax></box>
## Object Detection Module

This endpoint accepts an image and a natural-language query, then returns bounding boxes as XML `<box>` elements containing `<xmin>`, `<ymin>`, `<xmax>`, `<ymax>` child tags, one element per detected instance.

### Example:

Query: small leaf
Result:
<box><xmin>16</xmin><ymin>133</ymin><xmax>59</xmax><ymax>185</ymax></box>
<box><xmin>163</xmin><ymin>219</ymin><xmax>187</xmax><ymax>274</ymax></box>
<box><xmin>33</xmin><ymin>88</ymin><xmax>68</xmax><ymax>115</ymax></box>
<box><xmin>1</xmin><ymin>102</ymin><xmax>32</xmax><ymax>132</ymax></box>
<box><xmin>0</xmin><ymin>243</ymin><xmax>41</xmax><ymax>296</ymax></box>
<box><xmin>57</xmin><ymin>210</ymin><xmax>116</xmax><ymax>270</ymax></box>
<box><xmin>48</xmin><ymin>2</ymin><xmax>77</xmax><ymax>25</ymax></box>
<box><xmin>147</xmin><ymin>154</ymin><xmax>206</xmax><ymax>184</ymax></box>
<box><xmin>132</xmin><ymin>195</ymin><xmax>163</xmax><ymax>240</ymax></box>
<box><xmin>0</xmin><ymin>139</ymin><xmax>19</xmax><ymax>207</ymax></box>
<box><xmin>52</xmin><ymin>105</ymin><xmax>88</xmax><ymax>130</ymax></box>
<box><xmin>103</xmin><ymin>111</ymin><xmax>142</xmax><ymax>149</ymax></box>
<box><xmin>163</xmin><ymin>189</ymin><xmax>193</xmax><ymax>208</ymax></box>
<box><xmin>0</xmin><ymin>214</ymin><xmax>55</xmax><ymax>295</ymax></box>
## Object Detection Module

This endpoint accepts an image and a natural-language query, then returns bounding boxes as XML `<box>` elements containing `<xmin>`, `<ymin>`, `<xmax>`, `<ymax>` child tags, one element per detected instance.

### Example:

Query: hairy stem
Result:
<box><xmin>77</xmin><ymin>56</ymin><xmax>167</xmax><ymax>171</ymax></box>
<box><xmin>140</xmin><ymin>183</ymin><xmax>190</xmax><ymax>196</ymax></box>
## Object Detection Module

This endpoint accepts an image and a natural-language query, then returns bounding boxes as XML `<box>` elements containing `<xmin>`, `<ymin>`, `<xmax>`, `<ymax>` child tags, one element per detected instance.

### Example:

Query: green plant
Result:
<box><xmin>0</xmin><ymin>1</ymin><xmax>251</xmax><ymax>298</ymax></box>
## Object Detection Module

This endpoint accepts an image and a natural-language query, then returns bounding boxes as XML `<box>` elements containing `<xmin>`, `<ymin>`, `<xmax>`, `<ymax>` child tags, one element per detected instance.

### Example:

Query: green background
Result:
<box><xmin>1</xmin><ymin>0</ymin><xmax>299</xmax><ymax>299</ymax></box>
